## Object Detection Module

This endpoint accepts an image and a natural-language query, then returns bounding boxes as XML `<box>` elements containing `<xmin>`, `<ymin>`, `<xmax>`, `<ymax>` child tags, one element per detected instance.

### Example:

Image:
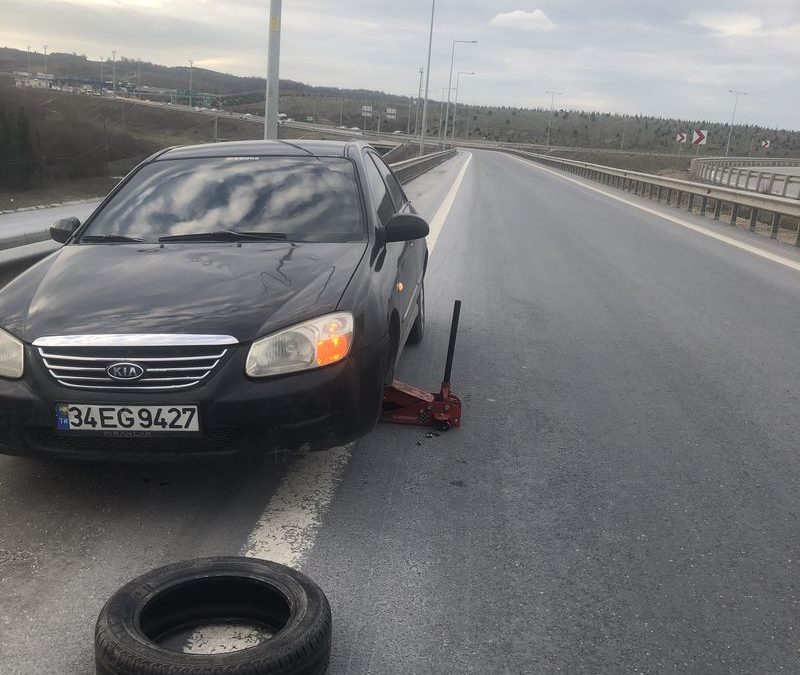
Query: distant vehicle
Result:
<box><xmin>350</xmin><ymin>127</ymin><xmax>362</xmax><ymax>134</ymax></box>
<box><xmin>0</xmin><ymin>140</ymin><xmax>429</xmax><ymax>461</ymax></box>
<box><xmin>337</xmin><ymin>125</ymin><xmax>348</xmax><ymax>130</ymax></box>
<box><xmin>392</xmin><ymin>130</ymin><xmax>404</xmax><ymax>135</ymax></box>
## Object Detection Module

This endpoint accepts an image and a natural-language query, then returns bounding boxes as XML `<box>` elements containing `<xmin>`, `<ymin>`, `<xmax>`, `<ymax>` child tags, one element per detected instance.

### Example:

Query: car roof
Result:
<box><xmin>157</xmin><ymin>139</ymin><xmax>368</xmax><ymax>161</ymax></box>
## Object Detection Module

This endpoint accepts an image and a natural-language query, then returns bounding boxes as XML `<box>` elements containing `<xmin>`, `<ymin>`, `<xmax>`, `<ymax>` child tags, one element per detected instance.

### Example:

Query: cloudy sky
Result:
<box><xmin>4</xmin><ymin>0</ymin><xmax>799</xmax><ymax>128</ymax></box>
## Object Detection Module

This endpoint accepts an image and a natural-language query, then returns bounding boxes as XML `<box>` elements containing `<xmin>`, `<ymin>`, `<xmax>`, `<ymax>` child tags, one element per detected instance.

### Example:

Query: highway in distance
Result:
<box><xmin>1</xmin><ymin>150</ymin><xmax>800</xmax><ymax>674</ymax></box>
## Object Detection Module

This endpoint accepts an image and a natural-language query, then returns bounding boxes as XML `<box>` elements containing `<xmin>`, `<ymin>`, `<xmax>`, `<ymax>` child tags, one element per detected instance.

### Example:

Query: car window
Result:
<box><xmin>362</xmin><ymin>154</ymin><xmax>396</xmax><ymax>226</ymax></box>
<box><xmin>82</xmin><ymin>157</ymin><xmax>365</xmax><ymax>243</ymax></box>
<box><xmin>368</xmin><ymin>153</ymin><xmax>406</xmax><ymax>210</ymax></box>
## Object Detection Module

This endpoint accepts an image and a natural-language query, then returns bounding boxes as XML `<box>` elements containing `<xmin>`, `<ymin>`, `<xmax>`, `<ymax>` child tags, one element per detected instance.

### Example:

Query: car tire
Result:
<box><xmin>406</xmin><ymin>283</ymin><xmax>425</xmax><ymax>345</ymax></box>
<box><xmin>95</xmin><ymin>557</ymin><xmax>331</xmax><ymax>675</ymax></box>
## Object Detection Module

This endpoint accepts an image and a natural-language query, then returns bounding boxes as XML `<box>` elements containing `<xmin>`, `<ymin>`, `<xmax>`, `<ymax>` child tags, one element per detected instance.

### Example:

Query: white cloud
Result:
<box><xmin>688</xmin><ymin>11</ymin><xmax>764</xmax><ymax>36</ymax></box>
<box><xmin>490</xmin><ymin>9</ymin><xmax>556</xmax><ymax>32</ymax></box>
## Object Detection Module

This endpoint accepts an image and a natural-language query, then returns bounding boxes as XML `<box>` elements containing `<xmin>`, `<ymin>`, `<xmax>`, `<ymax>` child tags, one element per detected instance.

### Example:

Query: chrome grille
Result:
<box><xmin>36</xmin><ymin>340</ymin><xmax>234</xmax><ymax>391</ymax></box>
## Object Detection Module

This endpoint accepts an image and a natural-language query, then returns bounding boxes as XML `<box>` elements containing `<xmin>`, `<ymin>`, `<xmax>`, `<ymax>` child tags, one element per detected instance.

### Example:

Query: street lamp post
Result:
<box><xmin>451</xmin><ymin>71</ymin><xmax>475</xmax><ymax>144</ymax></box>
<box><xmin>438</xmin><ymin>87</ymin><xmax>449</xmax><ymax>143</ymax></box>
<box><xmin>112</xmin><ymin>50</ymin><xmax>117</xmax><ymax>98</ymax></box>
<box><xmin>413</xmin><ymin>67</ymin><xmax>423</xmax><ymax>137</ymax></box>
<box><xmin>419</xmin><ymin>0</ymin><xmax>436</xmax><ymax>155</ymax></box>
<box><xmin>26</xmin><ymin>46</ymin><xmax>31</xmax><ymax>75</ymax></box>
<box><xmin>545</xmin><ymin>90</ymin><xmax>562</xmax><ymax>147</ymax></box>
<box><xmin>188</xmin><ymin>59</ymin><xmax>193</xmax><ymax>107</ymax></box>
<box><xmin>725</xmin><ymin>89</ymin><xmax>747</xmax><ymax>157</ymax></box>
<box><xmin>42</xmin><ymin>45</ymin><xmax>48</xmax><ymax>80</ymax></box>
<box><xmin>443</xmin><ymin>40</ymin><xmax>478</xmax><ymax>148</ymax></box>
<box><xmin>444</xmin><ymin>40</ymin><xmax>478</xmax><ymax>147</ymax></box>
<box><xmin>264</xmin><ymin>0</ymin><xmax>282</xmax><ymax>140</ymax></box>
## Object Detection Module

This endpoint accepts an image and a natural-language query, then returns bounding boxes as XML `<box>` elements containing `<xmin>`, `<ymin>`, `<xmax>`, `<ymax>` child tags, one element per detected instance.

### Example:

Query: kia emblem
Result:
<box><xmin>106</xmin><ymin>362</ymin><xmax>145</xmax><ymax>381</ymax></box>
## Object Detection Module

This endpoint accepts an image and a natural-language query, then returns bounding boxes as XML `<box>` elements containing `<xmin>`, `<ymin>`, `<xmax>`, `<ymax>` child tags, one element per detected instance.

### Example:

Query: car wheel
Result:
<box><xmin>406</xmin><ymin>282</ymin><xmax>425</xmax><ymax>345</ymax></box>
<box><xmin>95</xmin><ymin>557</ymin><xmax>331</xmax><ymax>675</ymax></box>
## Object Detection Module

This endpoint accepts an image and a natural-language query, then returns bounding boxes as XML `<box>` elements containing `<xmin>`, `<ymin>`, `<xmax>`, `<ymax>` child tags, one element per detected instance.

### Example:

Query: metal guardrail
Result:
<box><xmin>0</xmin><ymin>240</ymin><xmax>61</xmax><ymax>287</ymax></box>
<box><xmin>0</xmin><ymin>149</ymin><xmax>460</xmax><ymax>288</ymax></box>
<box><xmin>492</xmin><ymin>147</ymin><xmax>800</xmax><ymax>246</ymax></box>
<box><xmin>391</xmin><ymin>149</ymin><xmax>458</xmax><ymax>184</ymax></box>
<box><xmin>691</xmin><ymin>157</ymin><xmax>800</xmax><ymax>200</ymax></box>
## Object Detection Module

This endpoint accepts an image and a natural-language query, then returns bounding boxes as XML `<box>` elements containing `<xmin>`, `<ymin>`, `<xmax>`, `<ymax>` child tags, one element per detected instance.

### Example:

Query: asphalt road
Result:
<box><xmin>3</xmin><ymin>150</ymin><xmax>800</xmax><ymax>673</ymax></box>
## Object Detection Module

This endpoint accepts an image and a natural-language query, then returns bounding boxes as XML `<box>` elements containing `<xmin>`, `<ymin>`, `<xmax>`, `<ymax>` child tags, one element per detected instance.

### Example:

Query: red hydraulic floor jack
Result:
<box><xmin>380</xmin><ymin>300</ymin><xmax>463</xmax><ymax>431</ymax></box>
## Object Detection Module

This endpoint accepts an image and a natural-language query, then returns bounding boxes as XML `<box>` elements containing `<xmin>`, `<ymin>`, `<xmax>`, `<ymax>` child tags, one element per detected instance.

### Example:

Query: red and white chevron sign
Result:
<box><xmin>692</xmin><ymin>129</ymin><xmax>708</xmax><ymax>146</ymax></box>
<box><xmin>761</xmin><ymin>139</ymin><xmax>771</xmax><ymax>148</ymax></box>
<box><xmin>676</xmin><ymin>132</ymin><xmax>687</xmax><ymax>144</ymax></box>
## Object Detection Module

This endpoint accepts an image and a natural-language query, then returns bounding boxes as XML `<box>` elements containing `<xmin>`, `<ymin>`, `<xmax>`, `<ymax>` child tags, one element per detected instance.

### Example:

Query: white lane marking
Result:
<box><xmin>183</xmin><ymin>446</ymin><xmax>351</xmax><ymax>654</ymax></box>
<box><xmin>183</xmin><ymin>623</ymin><xmax>272</xmax><ymax>655</ymax></box>
<box><xmin>506</xmin><ymin>153</ymin><xmax>800</xmax><ymax>274</ymax></box>
<box><xmin>241</xmin><ymin>446</ymin><xmax>352</xmax><ymax>566</ymax></box>
<box><xmin>427</xmin><ymin>152</ymin><xmax>473</xmax><ymax>253</ymax></box>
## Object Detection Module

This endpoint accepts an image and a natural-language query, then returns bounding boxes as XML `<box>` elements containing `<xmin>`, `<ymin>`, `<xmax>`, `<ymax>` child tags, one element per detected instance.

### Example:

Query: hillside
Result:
<box><xmin>3</xmin><ymin>46</ymin><xmax>798</xmax><ymax>156</ymax></box>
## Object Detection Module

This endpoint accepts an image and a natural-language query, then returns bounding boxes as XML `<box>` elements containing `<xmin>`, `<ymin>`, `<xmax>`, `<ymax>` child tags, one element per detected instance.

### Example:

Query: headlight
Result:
<box><xmin>0</xmin><ymin>328</ymin><xmax>24</xmax><ymax>379</ymax></box>
<box><xmin>245</xmin><ymin>312</ymin><xmax>354</xmax><ymax>378</ymax></box>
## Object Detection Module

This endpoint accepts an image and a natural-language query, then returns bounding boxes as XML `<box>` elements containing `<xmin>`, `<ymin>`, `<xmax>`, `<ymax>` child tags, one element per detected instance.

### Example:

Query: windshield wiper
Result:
<box><xmin>158</xmin><ymin>230</ymin><xmax>289</xmax><ymax>243</ymax></box>
<box><xmin>80</xmin><ymin>234</ymin><xmax>145</xmax><ymax>243</ymax></box>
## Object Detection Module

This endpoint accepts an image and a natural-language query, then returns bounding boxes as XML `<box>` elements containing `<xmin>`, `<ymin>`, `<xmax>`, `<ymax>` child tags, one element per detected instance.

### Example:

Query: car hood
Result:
<box><xmin>0</xmin><ymin>242</ymin><xmax>367</xmax><ymax>343</ymax></box>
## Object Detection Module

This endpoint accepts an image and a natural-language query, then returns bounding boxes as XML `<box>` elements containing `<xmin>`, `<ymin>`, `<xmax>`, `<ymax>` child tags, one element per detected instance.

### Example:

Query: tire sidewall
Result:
<box><xmin>95</xmin><ymin>557</ymin><xmax>330</xmax><ymax>675</ymax></box>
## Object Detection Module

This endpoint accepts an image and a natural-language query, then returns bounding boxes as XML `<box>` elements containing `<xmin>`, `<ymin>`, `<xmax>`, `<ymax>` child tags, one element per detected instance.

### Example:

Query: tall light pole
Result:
<box><xmin>42</xmin><ymin>45</ymin><xmax>48</xmax><ymax>80</ymax></box>
<box><xmin>620</xmin><ymin>114</ymin><xmax>628</xmax><ymax>151</ymax></box>
<box><xmin>99</xmin><ymin>58</ymin><xmax>104</xmax><ymax>95</ymax></box>
<box><xmin>545</xmin><ymin>90</ymin><xmax>562</xmax><ymax>147</ymax></box>
<box><xmin>413</xmin><ymin>67</ymin><xmax>423</xmax><ymax>137</ymax></box>
<box><xmin>419</xmin><ymin>0</ymin><xmax>436</xmax><ymax>155</ymax></box>
<box><xmin>451</xmin><ymin>71</ymin><xmax>475</xmax><ymax>144</ymax></box>
<box><xmin>112</xmin><ymin>49</ymin><xmax>117</xmax><ymax>98</ymax></box>
<box><xmin>264</xmin><ymin>0</ymin><xmax>282</xmax><ymax>140</ymax></box>
<box><xmin>188</xmin><ymin>58</ymin><xmax>193</xmax><ymax>107</ymax></box>
<box><xmin>443</xmin><ymin>39</ymin><xmax>478</xmax><ymax>147</ymax></box>
<box><xmin>725</xmin><ymin>89</ymin><xmax>747</xmax><ymax>157</ymax></box>
<box><xmin>438</xmin><ymin>86</ymin><xmax>449</xmax><ymax>143</ymax></box>
<box><xmin>26</xmin><ymin>46</ymin><xmax>31</xmax><ymax>74</ymax></box>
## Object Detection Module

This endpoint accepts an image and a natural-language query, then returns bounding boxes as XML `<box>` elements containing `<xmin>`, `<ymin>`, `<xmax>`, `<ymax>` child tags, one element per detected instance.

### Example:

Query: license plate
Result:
<box><xmin>55</xmin><ymin>404</ymin><xmax>199</xmax><ymax>434</ymax></box>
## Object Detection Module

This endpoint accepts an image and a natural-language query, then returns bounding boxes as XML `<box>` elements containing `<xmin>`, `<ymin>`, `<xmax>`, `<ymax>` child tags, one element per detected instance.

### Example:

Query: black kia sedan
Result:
<box><xmin>0</xmin><ymin>140</ymin><xmax>429</xmax><ymax>461</ymax></box>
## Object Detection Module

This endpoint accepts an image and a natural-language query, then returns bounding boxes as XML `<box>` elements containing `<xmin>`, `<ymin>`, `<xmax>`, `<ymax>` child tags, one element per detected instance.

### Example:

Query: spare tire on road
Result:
<box><xmin>95</xmin><ymin>557</ymin><xmax>331</xmax><ymax>675</ymax></box>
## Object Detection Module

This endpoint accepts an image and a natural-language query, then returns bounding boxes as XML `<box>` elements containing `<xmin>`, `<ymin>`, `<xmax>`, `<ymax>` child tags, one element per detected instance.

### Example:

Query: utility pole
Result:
<box><xmin>419</xmin><ymin>0</ymin><xmax>436</xmax><ymax>155</ymax></box>
<box><xmin>620</xmin><ymin>114</ymin><xmax>628</xmax><ymax>151</ymax></box>
<box><xmin>264</xmin><ymin>0</ymin><xmax>282</xmax><ymax>140</ymax></box>
<box><xmin>443</xmin><ymin>40</ymin><xmax>478</xmax><ymax>147</ymax></box>
<box><xmin>99</xmin><ymin>58</ymin><xmax>104</xmax><ymax>95</ymax></box>
<box><xmin>112</xmin><ymin>50</ymin><xmax>117</xmax><ymax>98</ymax></box>
<box><xmin>339</xmin><ymin>98</ymin><xmax>344</xmax><ymax>127</ymax></box>
<box><xmin>438</xmin><ymin>87</ymin><xmax>448</xmax><ymax>144</ymax></box>
<box><xmin>138</xmin><ymin>60</ymin><xmax>142</xmax><ymax>97</ymax></box>
<box><xmin>26</xmin><ymin>46</ymin><xmax>31</xmax><ymax>74</ymax></box>
<box><xmin>725</xmin><ymin>89</ymin><xmax>747</xmax><ymax>157</ymax></box>
<box><xmin>42</xmin><ymin>45</ymin><xmax>48</xmax><ymax>80</ymax></box>
<box><xmin>188</xmin><ymin>59</ymin><xmax>193</xmax><ymax>107</ymax></box>
<box><xmin>545</xmin><ymin>90</ymin><xmax>562</xmax><ymax>148</ymax></box>
<box><xmin>451</xmin><ymin>71</ymin><xmax>474</xmax><ymax>144</ymax></box>
<box><xmin>407</xmin><ymin>98</ymin><xmax>412</xmax><ymax>135</ymax></box>
<box><xmin>413</xmin><ymin>68</ymin><xmax>423</xmax><ymax>137</ymax></box>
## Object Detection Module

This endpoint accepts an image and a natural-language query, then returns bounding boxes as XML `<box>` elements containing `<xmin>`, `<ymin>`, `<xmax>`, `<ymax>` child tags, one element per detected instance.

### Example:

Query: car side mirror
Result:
<box><xmin>384</xmin><ymin>213</ymin><xmax>429</xmax><ymax>244</ymax></box>
<box><xmin>50</xmin><ymin>217</ymin><xmax>81</xmax><ymax>244</ymax></box>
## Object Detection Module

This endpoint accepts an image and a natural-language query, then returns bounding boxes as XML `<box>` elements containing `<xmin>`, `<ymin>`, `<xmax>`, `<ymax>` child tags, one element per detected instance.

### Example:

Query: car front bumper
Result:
<box><xmin>0</xmin><ymin>338</ymin><xmax>388</xmax><ymax>462</ymax></box>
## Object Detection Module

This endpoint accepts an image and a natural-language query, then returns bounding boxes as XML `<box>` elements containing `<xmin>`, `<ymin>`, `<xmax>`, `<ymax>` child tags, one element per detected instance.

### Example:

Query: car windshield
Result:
<box><xmin>81</xmin><ymin>156</ymin><xmax>364</xmax><ymax>243</ymax></box>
